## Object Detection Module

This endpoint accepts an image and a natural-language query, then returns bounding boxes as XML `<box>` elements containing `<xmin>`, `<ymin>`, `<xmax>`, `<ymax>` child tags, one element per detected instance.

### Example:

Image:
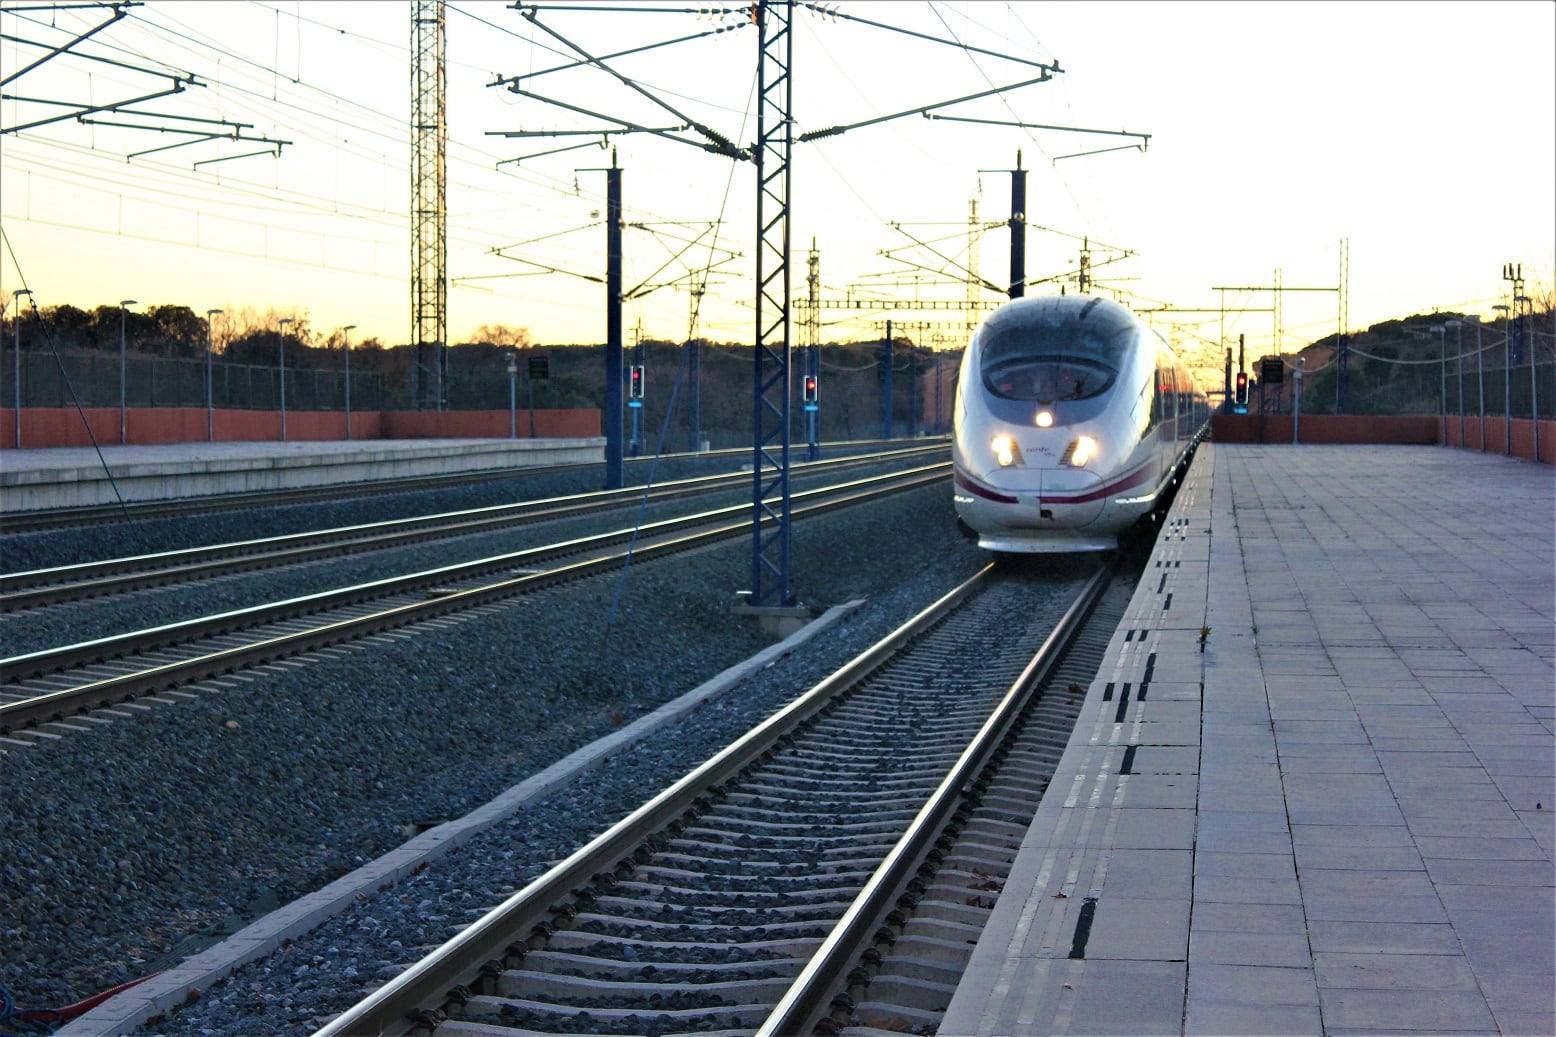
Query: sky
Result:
<box><xmin>1</xmin><ymin>0</ymin><xmax>1552</xmax><ymax>386</ymax></box>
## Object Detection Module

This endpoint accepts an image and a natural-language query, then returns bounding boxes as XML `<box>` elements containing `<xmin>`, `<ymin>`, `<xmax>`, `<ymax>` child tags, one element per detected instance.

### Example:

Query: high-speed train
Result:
<box><xmin>952</xmin><ymin>293</ymin><xmax>1210</xmax><ymax>553</ymax></box>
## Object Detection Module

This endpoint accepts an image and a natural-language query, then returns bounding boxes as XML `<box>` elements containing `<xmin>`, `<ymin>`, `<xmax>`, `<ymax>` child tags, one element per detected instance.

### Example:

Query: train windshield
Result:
<box><xmin>979</xmin><ymin>306</ymin><xmax>1130</xmax><ymax>402</ymax></box>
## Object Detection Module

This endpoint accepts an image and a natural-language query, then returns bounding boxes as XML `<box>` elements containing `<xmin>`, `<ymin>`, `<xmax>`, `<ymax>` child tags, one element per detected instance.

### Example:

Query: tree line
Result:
<box><xmin>1</xmin><ymin>299</ymin><xmax>952</xmax><ymax>439</ymax></box>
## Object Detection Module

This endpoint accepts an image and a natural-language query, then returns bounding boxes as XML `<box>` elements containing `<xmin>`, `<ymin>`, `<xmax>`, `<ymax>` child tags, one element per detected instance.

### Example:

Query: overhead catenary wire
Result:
<box><xmin>6</xmin><ymin>2</ymin><xmax>1223</xmax><ymax>360</ymax></box>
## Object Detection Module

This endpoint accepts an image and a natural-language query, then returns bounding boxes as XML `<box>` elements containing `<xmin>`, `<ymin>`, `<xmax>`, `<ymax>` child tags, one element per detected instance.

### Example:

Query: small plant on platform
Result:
<box><xmin>1199</xmin><ymin>625</ymin><xmax>1211</xmax><ymax>652</ymax></box>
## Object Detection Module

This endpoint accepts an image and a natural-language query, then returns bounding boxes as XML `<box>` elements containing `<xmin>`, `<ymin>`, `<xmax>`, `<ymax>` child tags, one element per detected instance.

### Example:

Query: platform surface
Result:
<box><xmin>0</xmin><ymin>437</ymin><xmax>602</xmax><ymax>512</ymax></box>
<box><xmin>942</xmin><ymin>443</ymin><xmax>1555</xmax><ymax>1037</ymax></box>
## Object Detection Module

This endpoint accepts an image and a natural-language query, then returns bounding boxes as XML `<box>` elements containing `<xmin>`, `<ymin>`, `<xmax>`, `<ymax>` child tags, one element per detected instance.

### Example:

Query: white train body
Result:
<box><xmin>952</xmin><ymin>294</ymin><xmax>1210</xmax><ymax>553</ymax></box>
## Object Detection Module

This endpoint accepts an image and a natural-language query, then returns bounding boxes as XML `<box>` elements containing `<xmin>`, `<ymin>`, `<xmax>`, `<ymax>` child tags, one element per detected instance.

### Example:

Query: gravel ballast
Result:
<box><xmin>0</xmin><ymin>467</ymin><xmax>1045</xmax><ymax>1036</ymax></box>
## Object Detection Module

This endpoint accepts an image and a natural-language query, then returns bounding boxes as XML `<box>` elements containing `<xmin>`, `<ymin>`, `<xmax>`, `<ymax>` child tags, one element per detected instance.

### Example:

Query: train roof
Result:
<box><xmin>980</xmin><ymin>293</ymin><xmax>1139</xmax><ymax>333</ymax></box>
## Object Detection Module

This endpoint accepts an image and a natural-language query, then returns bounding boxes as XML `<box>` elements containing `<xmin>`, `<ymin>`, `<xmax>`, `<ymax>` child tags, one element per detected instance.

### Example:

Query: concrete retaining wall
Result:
<box><xmin>1211</xmin><ymin>413</ymin><xmax>1554</xmax><ymax>464</ymax></box>
<box><xmin>0</xmin><ymin>407</ymin><xmax>601</xmax><ymax>449</ymax></box>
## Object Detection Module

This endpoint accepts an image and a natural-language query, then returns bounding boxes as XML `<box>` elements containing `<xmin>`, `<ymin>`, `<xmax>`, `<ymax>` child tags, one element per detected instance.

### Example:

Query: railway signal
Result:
<box><xmin>1234</xmin><ymin>371</ymin><xmax>1248</xmax><ymax>410</ymax></box>
<box><xmin>628</xmin><ymin>364</ymin><xmax>644</xmax><ymax>404</ymax></box>
<box><xmin>802</xmin><ymin>373</ymin><xmax>818</xmax><ymax>410</ymax></box>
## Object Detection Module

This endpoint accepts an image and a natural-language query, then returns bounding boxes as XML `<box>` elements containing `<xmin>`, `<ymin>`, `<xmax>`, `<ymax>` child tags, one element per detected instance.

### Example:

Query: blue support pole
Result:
<box><xmin>604</xmin><ymin>160</ymin><xmax>624</xmax><ymax>489</ymax></box>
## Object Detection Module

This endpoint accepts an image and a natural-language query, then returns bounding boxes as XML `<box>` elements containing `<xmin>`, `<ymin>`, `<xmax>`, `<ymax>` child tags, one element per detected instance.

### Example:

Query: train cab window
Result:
<box><xmin>979</xmin><ymin>311</ymin><xmax>1129</xmax><ymax>403</ymax></box>
<box><xmin>986</xmin><ymin>358</ymin><xmax>1111</xmax><ymax>402</ymax></box>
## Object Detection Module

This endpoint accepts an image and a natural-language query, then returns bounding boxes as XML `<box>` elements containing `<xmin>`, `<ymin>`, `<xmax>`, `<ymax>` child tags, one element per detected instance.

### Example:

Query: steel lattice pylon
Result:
<box><xmin>411</xmin><ymin>0</ymin><xmax>447</xmax><ymax>410</ymax></box>
<box><xmin>750</xmin><ymin>0</ymin><xmax>794</xmax><ymax>609</ymax></box>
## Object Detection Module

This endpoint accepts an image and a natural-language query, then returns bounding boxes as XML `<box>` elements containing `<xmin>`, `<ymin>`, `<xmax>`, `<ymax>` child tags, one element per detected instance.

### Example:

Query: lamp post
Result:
<box><xmin>1428</xmin><ymin>324</ymin><xmax>1446</xmax><ymax>445</ymax></box>
<box><xmin>1494</xmin><ymin>304</ymin><xmax>1511</xmax><ymax>455</ymax></box>
<box><xmin>1472</xmin><ymin>319</ymin><xmax>1486</xmax><ymax>452</ymax></box>
<box><xmin>1293</xmin><ymin>357</ymin><xmax>1304</xmax><ymax>444</ymax></box>
<box><xmin>12</xmin><ymin>288</ymin><xmax>31</xmax><ymax>447</ymax></box>
<box><xmin>205</xmin><ymin>309</ymin><xmax>224</xmax><ymax>442</ymax></box>
<box><xmin>506</xmin><ymin>351</ymin><xmax>517</xmax><ymax>439</ymax></box>
<box><xmin>1516</xmin><ymin>294</ymin><xmax>1536</xmax><ymax>462</ymax></box>
<box><xmin>1445</xmin><ymin>319</ymin><xmax>1463</xmax><ymax>447</ymax></box>
<box><xmin>277</xmin><ymin>317</ymin><xmax>292</xmax><ymax>441</ymax></box>
<box><xmin>119</xmin><ymin>300</ymin><xmax>138</xmax><ymax>444</ymax></box>
<box><xmin>342</xmin><ymin>325</ymin><xmax>356</xmax><ymax>440</ymax></box>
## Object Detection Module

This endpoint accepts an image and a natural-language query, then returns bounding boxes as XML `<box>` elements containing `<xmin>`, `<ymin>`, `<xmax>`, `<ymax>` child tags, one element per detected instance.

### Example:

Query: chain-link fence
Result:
<box><xmin>1293</xmin><ymin>358</ymin><xmax>1556</xmax><ymax>419</ymax></box>
<box><xmin>1250</xmin><ymin>321</ymin><xmax>1554</xmax><ymax>423</ymax></box>
<box><xmin>8</xmin><ymin>334</ymin><xmax>1550</xmax><ymax>442</ymax></box>
<box><xmin>1</xmin><ymin>347</ymin><xmax>385</xmax><ymax>412</ymax></box>
<box><xmin>0</xmin><ymin>341</ymin><xmax>959</xmax><ymax>446</ymax></box>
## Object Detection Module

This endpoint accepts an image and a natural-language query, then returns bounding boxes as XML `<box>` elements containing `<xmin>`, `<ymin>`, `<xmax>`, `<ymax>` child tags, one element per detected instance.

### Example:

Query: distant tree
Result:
<box><xmin>1528</xmin><ymin>276</ymin><xmax>1554</xmax><ymax>320</ymax></box>
<box><xmin>144</xmin><ymin>304</ymin><xmax>206</xmax><ymax>359</ymax></box>
<box><xmin>216</xmin><ymin>306</ymin><xmax>314</xmax><ymax>354</ymax></box>
<box><xmin>466</xmin><ymin>323</ymin><xmax>531</xmax><ymax>348</ymax></box>
<box><xmin>37</xmin><ymin>304</ymin><xmax>93</xmax><ymax>350</ymax></box>
<box><xmin>346</xmin><ymin>337</ymin><xmax>391</xmax><ymax>372</ymax></box>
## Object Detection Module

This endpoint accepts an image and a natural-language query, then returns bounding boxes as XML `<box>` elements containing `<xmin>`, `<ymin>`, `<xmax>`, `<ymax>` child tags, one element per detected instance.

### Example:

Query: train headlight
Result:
<box><xmin>1066</xmin><ymin>435</ymin><xmax>1099</xmax><ymax>467</ymax></box>
<box><xmin>1035</xmin><ymin>410</ymin><xmax>1054</xmax><ymax>428</ymax></box>
<box><xmin>991</xmin><ymin>433</ymin><xmax>1022</xmax><ymax>467</ymax></box>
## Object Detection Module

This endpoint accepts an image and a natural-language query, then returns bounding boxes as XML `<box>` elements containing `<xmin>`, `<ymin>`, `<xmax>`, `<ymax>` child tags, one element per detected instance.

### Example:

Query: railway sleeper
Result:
<box><xmin>934</xmin><ymin>850</ymin><xmax>1022</xmax><ymax>880</ymax></box>
<box><xmin>896</xmin><ymin>897</ymin><xmax>996</xmax><ymax>931</ymax></box>
<box><xmin>610</xmin><ymin>881</ymin><xmax>858</xmax><ymax>906</ymax></box>
<box><xmin>654</xmin><ymin>845</ymin><xmax>898</xmax><ymax>869</ymax></box>
<box><xmin>711</xmin><ymin>802</ymin><xmax>915</xmax><ymax>822</ymax></box>
<box><xmin>490</xmin><ymin>967</ymin><xmax>798</xmax><ymax>1004</ymax></box>
<box><xmin>850</xmin><ymin>995</ymin><xmax>950</xmax><ymax>1032</ymax></box>
<box><xmin>519</xmin><ymin>948</ymin><xmax>805</xmax><ymax>980</ymax></box>
<box><xmin>854</xmin><ymin>971</ymin><xmax>960</xmax><ymax>1014</ymax></box>
<box><xmin>985</xmin><ymin>768</ymin><xmax>1057</xmax><ymax>795</ymax></box>
<box><xmin>733</xmin><ymin>781</ymin><xmax>923</xmax><ymax>803</ymax></box>
<box><xmin>589</xmin><ymin>894</ymin><xmax>844</xmax><ymax>924</ymax></box>
<box><xmin>632</xmin><ymin>860</ymin><xmax>874</xmax><ymax>885</ymax></box>
<box><xmin>877</xmin><ymin>931</ymin><xmax>987</xmax><ymax>969</ymax></box>
<box><xmin>677</xmin><ymin>816</ymin><xmax>911</xmax><ymax>838</ymax></box>
<box><xmin>856</xmin><ymin>950</ymin><xmax>967</xmax><ymax>989</ymax></box>
<box><xmin>453</xmin><ymin>992</ymin><xmax>768</xmax><ymax>1031</ymax></box>
<box><xmin>565</xmin><ymin>913</ymin><xmax>833</xmax><ymax>941</ymax></box>
<box><xmin>543</xmin><ymin>929</ymin><xmax>820</xmax><ymax>959</ymax></box>
<box><xmin>892</xmin><ymin>912</ymin><xmax>985</xmax><ymax>947</ymax></box>
<box><xmin>955</xmin><ymin>816</ymin><xmax>1029</xmax><ymax>844</ymax></box>
<box><xmin>754</xmin><ymin>763</ymin><xmax>952</xmax><ymax>786</ymax></box>
<box><xmin>920</xmin><ymin>874</ymin><xmax>1012</xmax><ymax>912</ymax></box>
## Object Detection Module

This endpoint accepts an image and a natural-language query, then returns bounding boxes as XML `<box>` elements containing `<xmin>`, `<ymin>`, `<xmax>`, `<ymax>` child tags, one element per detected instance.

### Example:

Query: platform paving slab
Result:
<box><xmin>940</xmin><ymin>444</ymin><xmax>1554</xmax><ymax>1037</ymax></box>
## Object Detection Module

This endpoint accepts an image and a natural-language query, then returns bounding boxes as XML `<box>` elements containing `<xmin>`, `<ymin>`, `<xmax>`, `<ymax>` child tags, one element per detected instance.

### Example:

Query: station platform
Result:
<box><xmin>0</xmin><ymin>437</ymin><xmax>603</xmax><ymax>514</ymax></box>
<box><xmin>942</xmin><ymin>443</ymin><xmax>1555</xmax><ymax>1036</ymax></box>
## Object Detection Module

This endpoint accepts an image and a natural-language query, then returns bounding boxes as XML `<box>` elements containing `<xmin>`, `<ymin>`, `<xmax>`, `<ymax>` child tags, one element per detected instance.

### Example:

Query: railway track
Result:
<box><xmin>312</xmin><ymin>557</ymin><xmax>1132</xmax><ymax>1037</ymax></box>
<box><xmin>0</xmin><ymin>439</ymin><xmax>932</xmax><ymax>534</ymax></box>
<box><xmin>2</xmin><ymin>446</ymin><xmax>945</xmax><ymax>610</ymax></box>
<box><xmin>0</xmin><ymin>464</ymin><xmax>946</xmax><ymax>739</ymax></box>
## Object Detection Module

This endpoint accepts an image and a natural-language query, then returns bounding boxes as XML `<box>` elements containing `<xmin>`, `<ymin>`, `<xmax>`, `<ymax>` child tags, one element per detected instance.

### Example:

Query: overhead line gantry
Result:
<box><xmin>487</xmin><ymin>0</ymin><xmax>1091</xmax><ymax>617</ymax></box>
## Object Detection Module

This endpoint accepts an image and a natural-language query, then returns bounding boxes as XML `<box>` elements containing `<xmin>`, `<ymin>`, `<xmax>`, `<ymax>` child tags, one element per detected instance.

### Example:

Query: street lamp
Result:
<box><xmin>506</xmin><ymin>351</ymin><xmax>517</xmax><ymax>439</ymax></box>
<box><xmin>342</xmin><ymin>325</ymin><xmax>356</xmax><ymax>440</ymax></box>
<box><xmin>1426</xmin><ymin>324</ymin><xmax>1447</xmax><ymax>445</ymax></box>
<box><xmin>12</xmin><ymin>288</ymin><xmax>32</xmax><ymax>447</ymax></box>
<box><xmin>205</xmin><ymin>309</ymin><xmax>223</xmax><ymax>442</ymax></box>
<box><xmin>1516</xmin><ymin>294</ymin><xmax>1537</xmax><ymax>462</ymax></box>
<box><xmin>277</xmin><ymin>317</ymin><xmax>293</xmax><ymax>441</ymax></box>
<box><xmin>1445</xmin><ymin>319</ymin><xmax>1463</xmax><ymax>447</ymax></box>
<box><xmin>1293</xmin><ymin>356</ymin><xmax>1305</xmax><ymax>444</ymax></box>
<box><xmin>119</xmin><ymin>299</ymin><xmax>138</xmax><ymax>444</ymax></box>
<box><xmin>1494</xmin><ymin>304</ymin><xmax>1512</xmax><ymax>455</ymax></box>
<box><xmin>1473</xmin><ymin>318</ymin><xmax>1486</xmax><ymax>451</ymax></box>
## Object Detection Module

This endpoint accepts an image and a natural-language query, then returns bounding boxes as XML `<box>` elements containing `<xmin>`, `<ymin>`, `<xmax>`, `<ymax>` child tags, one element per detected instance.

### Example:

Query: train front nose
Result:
<box><xmin>1036</xmin><ymin>467</ymin><xmax>1106</xmax><ymax>527</ymax></box>
<box><xmin>956</xmin><ymin>458</ymin><xmax>1106</xmax><ymax>533</ymax></box>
